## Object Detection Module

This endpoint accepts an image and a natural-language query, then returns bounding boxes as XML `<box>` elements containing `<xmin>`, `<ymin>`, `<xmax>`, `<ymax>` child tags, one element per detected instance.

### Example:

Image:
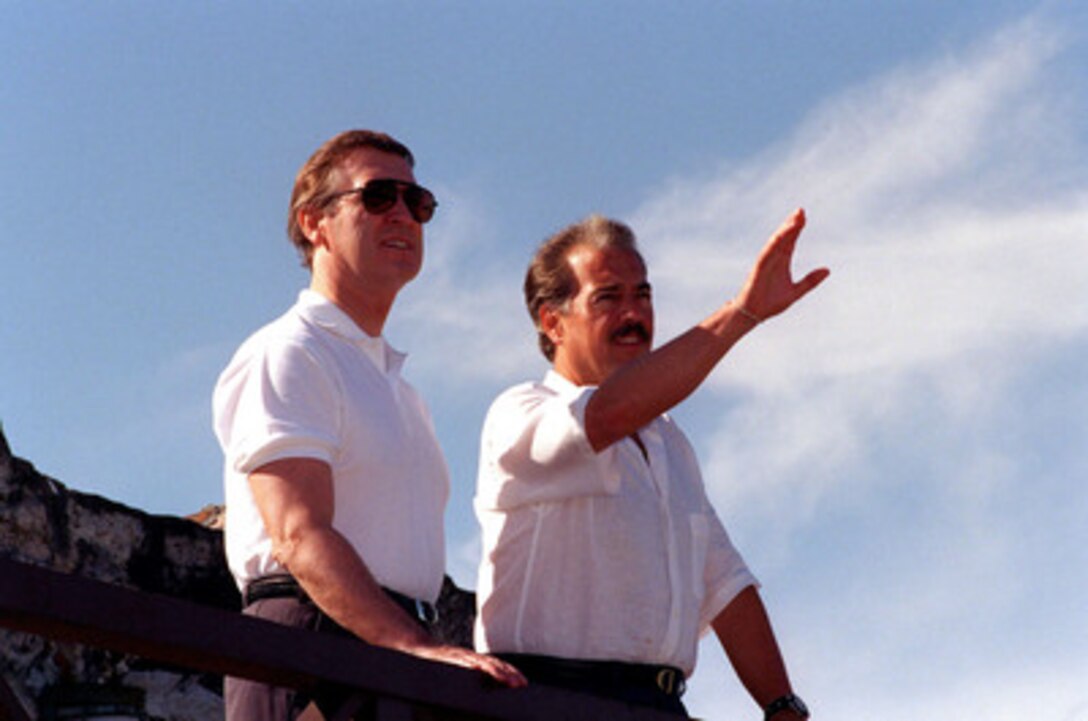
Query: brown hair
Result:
<box><xmin>523</xmin><ymin>214</ymin><xmax>644</xmax><ymax>361</ymax></box>
<box><xmin>287</xmin><ymin>130</ymin><xmax>415</xmax><ymax>268</ymax></box>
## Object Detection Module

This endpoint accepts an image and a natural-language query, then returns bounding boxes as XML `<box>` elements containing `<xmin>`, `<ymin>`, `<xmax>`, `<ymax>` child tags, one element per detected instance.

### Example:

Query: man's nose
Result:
<box><xmin>619</xmin><ymin>296</ymin><xmax>650</xmax><ymax>319</ymax></box>
<box><xmin>386</xmin><ymin>194</ymin><xmax>413</xmax><ymax>221</ymax></box>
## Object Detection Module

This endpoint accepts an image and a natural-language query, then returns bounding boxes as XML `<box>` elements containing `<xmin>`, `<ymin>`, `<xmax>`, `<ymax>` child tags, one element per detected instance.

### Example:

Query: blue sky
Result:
<box><xmin>2</xmin><ymin>2</ymin><xmax>1086</xmax><ymax>719</ymax></box>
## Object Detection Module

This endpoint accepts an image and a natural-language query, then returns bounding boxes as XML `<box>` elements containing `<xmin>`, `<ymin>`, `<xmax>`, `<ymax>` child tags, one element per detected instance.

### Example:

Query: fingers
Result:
<box><xmin>476</xmin><ymin>655</ymin><xmax>529</xmax><ymax>688</ymax></box>
<box><xmin>756</xmin><ymin>208</ymin><xmax>806</xmax><ymax>272</ymax></box>
<box><xmin>419</xmin><ymin>645</ymin><xmax>528</xmax><ymax>688</ymax></box>
<box><xmin>771</xmin><ymin>207</ymin><xmax>806</xmax><ymax>252</ymax></box>
<box><xmin>782</xmin><ymin>207</ymin><xmax>805</xmax><ymax>235</ymax></box>
<box><xmin>739</xmin><ymin>208</ymin><xmax>827</xmax><ymax>319</ymax></box>
<box><xmin>796</xmin><ymin>267</ymin><xmax>831</xmax><ymax>297</ymax></box>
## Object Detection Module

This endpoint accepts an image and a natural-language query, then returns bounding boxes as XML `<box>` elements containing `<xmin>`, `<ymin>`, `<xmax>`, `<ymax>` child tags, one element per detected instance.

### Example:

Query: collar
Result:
<box><xmin>542</xmin><ymin>369</ymin><xmax>594</xmax><ymax>396</ymax></box>
<box><xmin>296</xmin><ymin>290</ymin><xmax>406</xmax><ymax>375</ymax></box>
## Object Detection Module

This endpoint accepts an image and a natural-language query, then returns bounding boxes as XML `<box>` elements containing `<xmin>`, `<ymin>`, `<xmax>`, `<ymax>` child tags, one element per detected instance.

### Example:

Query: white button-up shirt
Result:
<box><xmin>474</xmin><ymin>371</ymin><xmax>757</xmax><ymax>676</ymax></box>
<box><xmin>213</xmin><ymin>290</ymin><xmax>450</xmax><ymax>602</ymax></box>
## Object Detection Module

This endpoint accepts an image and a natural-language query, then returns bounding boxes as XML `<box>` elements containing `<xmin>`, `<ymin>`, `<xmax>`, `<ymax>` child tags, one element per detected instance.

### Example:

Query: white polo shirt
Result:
<box><xmin>474</xmin><ymin>371</ymin><xmax>757</xmax><ymax>676</ymax></box>
<box><xmin>213</xmin><ymin>290</ymin><xmax>450</xmax><ymax>603</ymax></box>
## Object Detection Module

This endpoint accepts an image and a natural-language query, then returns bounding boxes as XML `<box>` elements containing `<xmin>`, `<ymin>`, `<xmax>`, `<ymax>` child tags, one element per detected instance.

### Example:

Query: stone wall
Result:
<box><xmin>0</xmin><ymin>428</ymin><xmax>475</xmax><ymax>720</ymax></box>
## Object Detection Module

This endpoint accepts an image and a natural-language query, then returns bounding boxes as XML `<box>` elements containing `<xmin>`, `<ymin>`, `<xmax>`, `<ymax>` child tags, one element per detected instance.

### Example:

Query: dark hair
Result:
<box><xmin>523</xmin><ymin>214</ymin><xmax>644</xmax><ymax>361</ymax></box>
<box><xmin>287</xmin><ymin>130</ymin><xmax>415</xmax><ymax>268</ymax></box>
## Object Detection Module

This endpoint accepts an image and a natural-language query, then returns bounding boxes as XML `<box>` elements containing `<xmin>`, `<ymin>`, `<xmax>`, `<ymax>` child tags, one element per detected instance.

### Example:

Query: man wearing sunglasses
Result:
<box><xmin>214</xmin><ymin>129</ymin><xmax>525</xmax><ymax>721</ymax></box>
<box><xmin>474</xmin><ymin>212</ymin><xmax>828</xmax><ymax>718</ymax></box>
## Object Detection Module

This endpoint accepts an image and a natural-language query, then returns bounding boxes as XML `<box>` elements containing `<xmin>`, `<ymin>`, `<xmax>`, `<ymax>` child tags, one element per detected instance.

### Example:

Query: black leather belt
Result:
<box><xmin>496</xmin><ymin>653</ymin><xmax>686</xmax><ymax>699</ymax></box>
<box><xmin>244</xmin><ymin>574</ymin><xmax>438</xmax><ymax>626</ymax></box>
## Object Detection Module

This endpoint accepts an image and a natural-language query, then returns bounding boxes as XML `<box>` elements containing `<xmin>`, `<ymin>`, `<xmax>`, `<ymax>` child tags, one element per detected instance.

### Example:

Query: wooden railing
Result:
<box><xmin>0</xmin><ymin>557</ymin><xmax>685</xmax><ymax>720</ymax></box>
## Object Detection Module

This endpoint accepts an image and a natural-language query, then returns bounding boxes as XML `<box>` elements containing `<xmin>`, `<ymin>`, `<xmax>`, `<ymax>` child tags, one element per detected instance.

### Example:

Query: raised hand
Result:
<box><xmin>735</xmin><ymin>209</ymin><xmax>829</xmax><ymax>323</ymax></box>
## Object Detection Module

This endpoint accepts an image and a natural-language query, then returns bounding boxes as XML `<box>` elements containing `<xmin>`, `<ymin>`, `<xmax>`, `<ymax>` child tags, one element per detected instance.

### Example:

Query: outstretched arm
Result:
<box><xmin>585</xmin><ymin>209</ymin><xmax>829</xmax><ymax>450</ymax></box>
<box><xmin>249</xmin><ymin>457</ymin><xmax>526</xmax><ymax>687</ymax></box>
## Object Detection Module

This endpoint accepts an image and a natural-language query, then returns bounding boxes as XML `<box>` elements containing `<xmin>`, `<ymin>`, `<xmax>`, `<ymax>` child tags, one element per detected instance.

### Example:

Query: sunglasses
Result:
<box><xmin>324</xmin><ymin>179</ymin><xmax>438</xmax><ymax>224</ymax></box>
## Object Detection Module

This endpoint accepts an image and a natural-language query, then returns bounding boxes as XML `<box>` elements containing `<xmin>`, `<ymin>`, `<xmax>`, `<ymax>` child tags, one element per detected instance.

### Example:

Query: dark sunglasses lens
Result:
<box><xmin>404</xmin><ymin>186</ymin><xmax>436</xmax><ymax>223</ymax></box>
<box><xmin>361</xmin><ymin>180</ymin><xmax>399</xmax><ymax>214</ymax></box>
<box><xmin>357</xmin><ymin>180</ymin><xmax>436</xmax><ymax>223</ymax></box>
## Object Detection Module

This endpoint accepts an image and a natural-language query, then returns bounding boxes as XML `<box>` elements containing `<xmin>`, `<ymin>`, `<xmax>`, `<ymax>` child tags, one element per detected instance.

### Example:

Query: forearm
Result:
<box><xmin>585</xmin><ymin>300</ymin><xmax>757</xmax><ymax>449</ymax></box>
<box><xmin>276</xmin><ymin>523</ymin><xmax>434</xmax><ymax>651</ymax></box>
<box><xmin>585</xmin><ymin>209</ymin><xmax>828</xmax><ymax>451</ymax></box>
<box><xmin>712</xmin><ymin>586</ymin><xmax>794</xmax><ymax>709</ymax></box>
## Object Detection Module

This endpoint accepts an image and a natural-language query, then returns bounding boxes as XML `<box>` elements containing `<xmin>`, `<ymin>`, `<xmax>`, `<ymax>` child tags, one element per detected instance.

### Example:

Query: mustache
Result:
<box><xmin>611</xmin><ymin>321</ymin><xmax>650</xmax><ymax>343</ymax></box>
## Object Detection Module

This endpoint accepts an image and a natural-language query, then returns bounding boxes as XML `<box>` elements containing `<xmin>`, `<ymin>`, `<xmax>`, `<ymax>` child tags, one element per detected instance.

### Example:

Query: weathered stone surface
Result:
<box><xmin>0</xmin><ymin>436</ymin><xmax>238</xmax><ymax>607</ymax></box>
<box><xmin>0</xmin><ymin>427</ymin><xmax>476</xmax><ymax>720</ymax></box>
<box><xmin>0</xmin><ymin>428</ymin><xmax>238</xmax><ymax>719</ymax></box>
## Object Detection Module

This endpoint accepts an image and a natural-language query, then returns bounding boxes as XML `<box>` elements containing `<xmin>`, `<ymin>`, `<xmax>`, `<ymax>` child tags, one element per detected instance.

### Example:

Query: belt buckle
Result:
<box><xmin>655</xmin><ymin>668</ymin><xmax>683</xmax><ymax>696</ymax></box>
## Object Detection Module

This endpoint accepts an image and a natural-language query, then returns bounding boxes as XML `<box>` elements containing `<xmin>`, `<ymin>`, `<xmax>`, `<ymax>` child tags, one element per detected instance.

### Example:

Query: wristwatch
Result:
<box><xmin>764</xmin><ymin>693</ymin><xmax>809</xmax><ymax>720</ymax></box>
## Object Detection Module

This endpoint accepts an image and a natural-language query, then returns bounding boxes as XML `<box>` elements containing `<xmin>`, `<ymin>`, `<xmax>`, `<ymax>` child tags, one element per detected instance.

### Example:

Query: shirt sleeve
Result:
<box><xmin>698</xmin><ymin>510</ymin><xmax>760</xmax><ymax>633</ymax></box>
<box><xmin>214</xmin><ymin>336</ymin><xmax>340</xmax><ymax>475</ymax></box>
<box><xmin>476</xmin><ymin>382</ymin><xmax>622</xmax><ymax>511</ymax></box>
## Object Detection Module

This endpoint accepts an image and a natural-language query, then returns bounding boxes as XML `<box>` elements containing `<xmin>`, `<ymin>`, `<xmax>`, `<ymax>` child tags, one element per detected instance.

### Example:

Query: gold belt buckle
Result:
<box><xmin>655</xmin><ymin>668</ymin><xmax>678</xmax><ymax>695</ymax></box>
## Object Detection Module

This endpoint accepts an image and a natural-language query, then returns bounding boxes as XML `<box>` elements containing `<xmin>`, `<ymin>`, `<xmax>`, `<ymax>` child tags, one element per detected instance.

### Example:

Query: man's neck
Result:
<box><xmin>309</xmin><ymin>277</ymin><xmax>392</xmax><ymax>337</ymax></box>
<box><xmin>552</xmin><ymin>358</ymin><xmax>601</xmax><ymax>388</ymax></box>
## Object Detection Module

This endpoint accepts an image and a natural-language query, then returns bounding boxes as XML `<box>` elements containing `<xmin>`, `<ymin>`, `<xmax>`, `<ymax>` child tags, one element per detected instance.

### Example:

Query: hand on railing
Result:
<box><xmin>407</xmin><ymin>643</ymin><xmax>528</xmax><ymax>688</ymax></box>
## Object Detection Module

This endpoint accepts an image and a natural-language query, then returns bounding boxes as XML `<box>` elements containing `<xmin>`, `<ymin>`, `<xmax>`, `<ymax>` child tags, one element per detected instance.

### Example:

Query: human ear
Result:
<box><xmin>540</xmin><ymin>304</ymin><xmax>564</xmax><ymax>348</ymax></box>
<box><xmin>297</xmin><ymin>205</ymin><xmax>327</xmax><ymax>249</ymax></box>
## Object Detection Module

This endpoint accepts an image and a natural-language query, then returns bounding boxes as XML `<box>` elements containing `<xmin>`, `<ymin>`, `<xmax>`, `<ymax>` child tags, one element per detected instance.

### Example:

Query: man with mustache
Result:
<box><xmin>474</xmin><ymin>212</ymin><xmax>828</xmax><ymax>718</ymax></box>
<box><xmin>213</xmin><ymin>129</ymin><xmax>524</xmax><ymax>721</ymax></box>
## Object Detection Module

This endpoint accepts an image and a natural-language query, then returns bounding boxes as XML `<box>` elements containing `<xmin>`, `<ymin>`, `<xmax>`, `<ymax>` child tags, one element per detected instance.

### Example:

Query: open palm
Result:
<box><xmin>737</xmin><ymin>208</ymin><xmax>830</xmax><ymax>321</ymax></box>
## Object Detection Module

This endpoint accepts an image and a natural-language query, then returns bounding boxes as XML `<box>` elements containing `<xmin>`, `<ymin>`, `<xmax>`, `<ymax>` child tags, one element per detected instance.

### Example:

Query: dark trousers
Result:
<box><xmin>225</xmin><ymin>596</ymin><xmax>360</xmax><ymax>721</ymax></box>
<box><xmin>495</xmin><ymin>653</ymin><xmax>689</xmax><ymax>717</ymax></box>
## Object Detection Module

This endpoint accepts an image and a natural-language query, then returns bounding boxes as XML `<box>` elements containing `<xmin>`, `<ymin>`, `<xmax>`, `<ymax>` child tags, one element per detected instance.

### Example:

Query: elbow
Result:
<box><xmin>269</xmin><ymin>534</ymin><xmax>299</xmax><ymax>572</ymax></box>
<box><xmin>268</xmin><ymin>520</ymin><xmax>313</xmax><ymax>574</ymax></box>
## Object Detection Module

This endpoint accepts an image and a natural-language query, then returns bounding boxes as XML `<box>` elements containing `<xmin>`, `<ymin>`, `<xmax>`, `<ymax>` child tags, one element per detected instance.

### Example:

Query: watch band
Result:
<box><xmin>764</xmin><ymin>693</ymin><xmax>809</xmax><ymax>720</ymax></box>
